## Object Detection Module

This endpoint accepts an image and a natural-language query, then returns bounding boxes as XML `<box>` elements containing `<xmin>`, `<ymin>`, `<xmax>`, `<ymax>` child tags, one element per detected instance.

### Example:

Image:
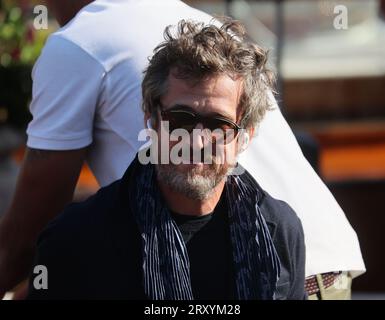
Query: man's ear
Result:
<box><xmin>248</xmin><ymin>127</ymin><xmax>255</xmax><ymax>140</ymax></box>
<box><xmin>238</xmin><ymin>127</ymin><xmax>254</xmax><ymax>153</ymax></box>
<box><xmin>144</xmin><ymin>113</ymin><xmax>152</xmax><ymax>129</ymax></box>
<box><xmin>145</xmin><ymin>112</ymin><xmax>158</xmax><ymax>130</ymax></box>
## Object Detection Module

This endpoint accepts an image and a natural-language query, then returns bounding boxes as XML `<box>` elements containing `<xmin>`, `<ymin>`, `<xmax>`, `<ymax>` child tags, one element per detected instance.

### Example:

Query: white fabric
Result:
<box><xmin>26</xmin><ymin>0</ymin><xmax>365</xmax><ymax>277</ymax></box>
<box><xmin>239</xmin><ymin>93</ymin><xmax>365</xmax><ymax>278</ymax></box>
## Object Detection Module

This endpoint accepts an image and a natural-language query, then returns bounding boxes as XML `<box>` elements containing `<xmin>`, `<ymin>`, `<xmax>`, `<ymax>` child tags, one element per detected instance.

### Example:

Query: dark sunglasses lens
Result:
<box><xmin>162</xmin><ymin>110</ymin><xmax>239</xmax><ymax>144</ymax></box>
<box><xmin>205</xmin><ymin>118</ymin><xmax>238</xmax><ymax>143</ymax></box>
<box><xmin>205</xmin><ymin>118</ymin><xmax>234</xmax><ymax>131</ymax></box>
<box><xmin>163</xmin><ymin>111</ymin><xmax>196</xmax><ymax>132</ymax></box>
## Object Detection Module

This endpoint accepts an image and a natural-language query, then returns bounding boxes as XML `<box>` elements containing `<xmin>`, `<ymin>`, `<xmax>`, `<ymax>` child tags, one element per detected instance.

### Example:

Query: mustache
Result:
<box><xmin>177</xmin><ymin>147</ymin><xmax>225</xmax><ymax>164</ymax></box>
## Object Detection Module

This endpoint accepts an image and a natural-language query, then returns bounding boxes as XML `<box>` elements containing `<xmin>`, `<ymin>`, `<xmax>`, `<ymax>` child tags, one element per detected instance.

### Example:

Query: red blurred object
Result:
<box><xmin>11</xmin><ymin>48</ymin><xmax>21</xmax><ymax>61</ymax></box>
<box><xmin>26</xmin><ymin>24</ymin><xmax>35</xmax><ymax>43</ymax></box>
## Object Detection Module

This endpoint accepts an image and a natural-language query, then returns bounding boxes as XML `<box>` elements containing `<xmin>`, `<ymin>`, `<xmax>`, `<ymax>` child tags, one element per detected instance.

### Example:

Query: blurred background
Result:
<box><xmin>0</xmin><ymin>0</ymin><xmax>384</xmax><ymax>299</ymax></box>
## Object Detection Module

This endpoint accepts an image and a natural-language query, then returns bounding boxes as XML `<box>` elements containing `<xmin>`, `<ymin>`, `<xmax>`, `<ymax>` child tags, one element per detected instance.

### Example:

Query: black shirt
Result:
<box><xmin>170</xmin><ymin>193</ymin><xmax>235</xmax><ymax>300</ymax></box>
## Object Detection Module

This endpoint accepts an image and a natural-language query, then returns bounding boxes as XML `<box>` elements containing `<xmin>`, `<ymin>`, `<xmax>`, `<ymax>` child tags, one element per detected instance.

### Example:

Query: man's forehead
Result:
<box><xmin>165</xmin><ymin>72</ymin><xmax>243</xmax><ymax>103</ymax></box>
<box><xmin>161</xmin><ymin>72</ymin><xmax>243</xmax><ymax>120</ymax></box>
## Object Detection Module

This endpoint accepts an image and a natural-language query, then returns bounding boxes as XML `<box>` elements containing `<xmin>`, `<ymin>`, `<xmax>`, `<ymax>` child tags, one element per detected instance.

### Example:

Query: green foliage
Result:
<box><xmin>0</xmin><ymin>0</ymin><xmax>53</xmax><ymax>128</ymax></box>
<box><xmin>0</xmin><ymin>0</ymin><xmax>51</xmax><ymax>67</ymax></box>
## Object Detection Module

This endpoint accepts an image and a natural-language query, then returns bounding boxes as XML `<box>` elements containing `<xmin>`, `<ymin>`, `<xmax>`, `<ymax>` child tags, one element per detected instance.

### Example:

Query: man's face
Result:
<box><xmin>154</xmin><ymin>70</ymin><xmax>246</xmax><ymax>200</ymax></box>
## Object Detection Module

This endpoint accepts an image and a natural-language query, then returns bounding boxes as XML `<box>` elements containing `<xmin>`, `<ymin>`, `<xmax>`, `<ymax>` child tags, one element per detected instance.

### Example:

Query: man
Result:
<box><xmin>0</xmin><ymin>0</ymin><xmax>364</xmax><ymax>299</ymax></box>
<box><xmin>27</xmin><ymin>19</ymin><xmax>305</xmax><ymax>299</ymax></box>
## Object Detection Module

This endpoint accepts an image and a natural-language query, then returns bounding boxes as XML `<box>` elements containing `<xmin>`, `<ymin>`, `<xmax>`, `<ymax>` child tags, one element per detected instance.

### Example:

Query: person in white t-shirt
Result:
<box><xmin>0</xmin><ymin>0</ymin><xmax>365</xmax><ymax>299</ymax></box>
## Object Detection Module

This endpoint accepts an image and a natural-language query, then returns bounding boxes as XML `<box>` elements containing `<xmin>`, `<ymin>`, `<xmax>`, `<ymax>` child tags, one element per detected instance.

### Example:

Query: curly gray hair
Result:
<box><xmin>142</xmin><ymin>18</ymin><xmax>275</xmax><ymax>129</ymax></box>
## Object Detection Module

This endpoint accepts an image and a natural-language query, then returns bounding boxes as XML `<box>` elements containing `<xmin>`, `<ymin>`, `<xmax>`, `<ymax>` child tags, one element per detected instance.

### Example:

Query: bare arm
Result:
<box><xmin>0</xmin><ymin>147</ymin><xmax>87</xmax><ymax>296</ymax></box>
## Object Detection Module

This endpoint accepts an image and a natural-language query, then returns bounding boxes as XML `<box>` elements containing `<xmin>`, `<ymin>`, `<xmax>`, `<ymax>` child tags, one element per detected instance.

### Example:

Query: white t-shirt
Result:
<box><xmin>27</xmin><ymin>0</ymin><xmax>365</xmax><ymax>277</ymax></box>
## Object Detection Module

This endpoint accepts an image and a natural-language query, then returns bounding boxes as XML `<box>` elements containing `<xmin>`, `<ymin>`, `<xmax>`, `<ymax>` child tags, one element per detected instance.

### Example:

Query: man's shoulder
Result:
<box><xmin>259</xmin><ymin>190</ymin><xmax>303</xmax><ymax>237</ymax></box>
<box><xmin>36</xmin><ymin>32</ymin><xmax>105</xmax><ymax>71</ymax></box>
<box><xmin>37</xmin><ymin>179</ymin><xmax>124</xmax><ymax>245</ymax></box>
<box><xmin>28</xmin><ymin>178</ymin><xmax>140</xmax><ymax>299</ymax></box>
<box><xmin>239</xmin><ymin>168</ymin><xmax>303</xmax><ymax>239</ymax></box>
<box><xmin>46</xmin><ymin>0</ymin><xmax>215</xmax><ymax>70</ymax></box>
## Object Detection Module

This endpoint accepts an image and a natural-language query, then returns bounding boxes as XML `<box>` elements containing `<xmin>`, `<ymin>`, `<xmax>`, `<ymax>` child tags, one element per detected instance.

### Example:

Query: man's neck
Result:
<box><xmin>54</xmin><ymin>0</ymin><xmax>93</xmax><ymax>27</ymax></box>
<box><xmin>158</xmin><ymin>180</ymin><xmax>226</xmax><ymax>216</ymax></box>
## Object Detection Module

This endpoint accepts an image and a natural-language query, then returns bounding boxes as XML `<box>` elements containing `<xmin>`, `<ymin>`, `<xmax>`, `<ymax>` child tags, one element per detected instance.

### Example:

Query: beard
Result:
<box><xmin>155</xmin><ymin>155</ymin><xmax>235</xmax><ymax>200</ymax></box>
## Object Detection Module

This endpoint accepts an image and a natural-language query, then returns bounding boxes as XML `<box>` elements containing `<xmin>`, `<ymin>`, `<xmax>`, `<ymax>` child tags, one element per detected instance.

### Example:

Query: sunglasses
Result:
<box><xmin>160</xmin><ymin>108</ymin><xmax>243</xmax><ymax>144</ymax></box>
